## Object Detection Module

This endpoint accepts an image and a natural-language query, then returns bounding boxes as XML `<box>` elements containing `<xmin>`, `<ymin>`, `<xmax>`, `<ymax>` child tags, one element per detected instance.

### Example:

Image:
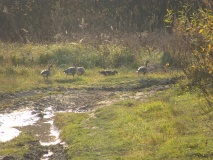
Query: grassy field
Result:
<box><xmin>0</xmin><ymin>131</ymin><xmax>44</xmax><ymax>159</ymax></box>
<box><xmin>53</xmin><ymin>86</ymin><xmax>213</xmax><ymax>160</ymax></box>
<box><xmin>0</xmin><ymin>42</ymin><xmax>166</xmax><ymax>92</ymax></box>
<box><xmin>0</xmin><ymin>43</ymin><xmax>212</xmax><ymax>159</ymax></box>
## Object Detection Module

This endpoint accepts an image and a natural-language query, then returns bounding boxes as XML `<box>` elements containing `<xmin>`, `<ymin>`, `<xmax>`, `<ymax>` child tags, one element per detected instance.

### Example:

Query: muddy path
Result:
<box><xmin>0</xmin><ymin>84</ymin><xmax>171</xmax><ymax>160</ymax></box>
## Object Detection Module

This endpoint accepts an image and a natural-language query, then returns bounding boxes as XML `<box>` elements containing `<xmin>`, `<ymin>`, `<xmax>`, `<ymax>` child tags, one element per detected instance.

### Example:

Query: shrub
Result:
<box><xmin>38</xmin><ymin>52</ymin><xmax>53</xmax><ymax>65</ymax></box>
<box><xmin>53</xmin><ymin>48</ymin><xmax>75</xmax><ymax>65</ymax></box>
<box><xmin>165</xmin><ymin>6</ymin><xmax>213</xmax><ymax>107</ymax></box>
<box><xmin>112</xmin><ymin>50</ymin><xmax>135</xmax><ymax>68</ymax></box>
<box><xmin>161</xmin><ymin>52</ymin><xmax>173</xmax><ymax>66</ymax></box>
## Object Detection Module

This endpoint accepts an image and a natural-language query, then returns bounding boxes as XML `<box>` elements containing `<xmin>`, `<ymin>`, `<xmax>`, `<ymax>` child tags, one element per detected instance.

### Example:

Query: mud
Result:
<box><xmin>0</xmin><ymin>83</ymin><xmax>172</xmax><ymax>160</ymax></box>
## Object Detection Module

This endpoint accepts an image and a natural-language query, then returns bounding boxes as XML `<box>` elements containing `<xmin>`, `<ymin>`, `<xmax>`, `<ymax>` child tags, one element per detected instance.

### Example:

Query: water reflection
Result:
<box><xmin>0</xmin><ymin>107</ymin><xmax>60</xmax><ymax>145</ymax></box>
<box><xmin>0</xmin><ymin>109</ymin><xmax>40</xmax><ymax>142</ymax></box>
<box><xmin>0</xmin><ymin>105</ymin><xmax>87</xmax><ymax>145</ymax></box>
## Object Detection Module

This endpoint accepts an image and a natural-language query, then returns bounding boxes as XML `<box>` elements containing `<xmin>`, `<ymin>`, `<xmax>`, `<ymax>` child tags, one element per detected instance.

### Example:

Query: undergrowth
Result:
<box><xmin>0</xmin><ymin>42</ymin><xmax>169</xmax><ymax>93</ymax></box>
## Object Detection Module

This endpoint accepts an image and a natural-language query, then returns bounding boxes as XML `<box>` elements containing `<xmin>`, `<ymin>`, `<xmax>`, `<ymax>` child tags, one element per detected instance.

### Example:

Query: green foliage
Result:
<box><xmin>0</xmin><ymin>132</ymin><xmax>40</xmax><ymax>159</ymax></box>
<box><xmin>54</xmin><ymin>88</ymin><xmax>213</xmax><ymax>159</ymax></box>
<box><xmin>0</xmin><ymin>42</ymin><xmax>162</xmax><ymax>70</ymax></box>
<box><xmin>110</xmin><ymin>48</ymin><xmax>136</xmax><ymax>68</ymax></box>
<box><xmin>54</xmin><ymin>48</ymin><xmax>77</xmax><ymax>66</ymax></box>
<box><xmin>38</xmin><ymin>52</ymin><xmax>53</xmax><ymax>65</ymax></box>
<box><xmin>161</xmin><ymin>52</ymin><xmax>173</xmax><ymax>66</ymax></box>
<box><xmin>165</xmin><ymin>5</ymin><xmax>213</xmax><ymax>106</ymax></box>
<box><xmin>0</xmin><ymin>42</ymin><xmax>179</xmax><ymax>93</ymax></box>
<box><xmin>51</xmin><ymin>46</ymin><xmax>101</xmax><ymax>68</ymax></box>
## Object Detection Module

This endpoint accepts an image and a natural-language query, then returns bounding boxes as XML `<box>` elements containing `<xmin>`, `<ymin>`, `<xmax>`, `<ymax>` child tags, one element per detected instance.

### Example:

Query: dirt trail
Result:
<box><xmin>0</xmin><ymin>84</ymin><xmax>171</xmax><ymax>160</ymax></box>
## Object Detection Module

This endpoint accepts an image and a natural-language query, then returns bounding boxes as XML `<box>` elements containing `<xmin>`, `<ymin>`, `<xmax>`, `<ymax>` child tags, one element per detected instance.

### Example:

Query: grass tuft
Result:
<box><xmin>54</xmin><ymin>88</ymin><xmax>213</xmax><ymax>159</ymax></box>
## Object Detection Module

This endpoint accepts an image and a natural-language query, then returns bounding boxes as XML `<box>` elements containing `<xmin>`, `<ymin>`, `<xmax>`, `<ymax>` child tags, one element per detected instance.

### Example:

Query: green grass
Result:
<box><xmin>0</xmin><ymin>42</ymin><xmax>169</xmax><ymax>93</ymax></box>
<box><xmin>0</xmin><ymin>64</ymin><xmax>176</xmax><ymax>93</ymax></box>
<box><xmin>0</xmin><ymin>131</ymin><xmax>43</xmax><ymax>159</ymax></box>
<box><xmin>1</xmin><ymin>43</ymin><xmax>212</xmax><ymax>159</ymax></box>
<box><xmin>54</xmin><ymin>88</ymin><xmax>213</xmax><ymax>160</ymax></box>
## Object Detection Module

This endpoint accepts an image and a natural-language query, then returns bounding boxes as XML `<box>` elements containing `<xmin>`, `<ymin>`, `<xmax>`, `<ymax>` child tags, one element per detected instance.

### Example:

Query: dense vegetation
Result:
<box><xmin>0</xmin><ymin>0</ymin><xmax>173</xmax><ymax>42</ymax></box>
<box><xmin>0</xmin><ymin>42</ymin><xmax>164</xmax><ymax>93</ymax></box>
<box><xmin>0</xmin><ymin>0</ymin><xmax>212</xmax><ymax>96</ymax></box>
<box><xmin>0</xmin><ymin>0</ymin><xmax>212</xmax><ymax>42</ymax></box>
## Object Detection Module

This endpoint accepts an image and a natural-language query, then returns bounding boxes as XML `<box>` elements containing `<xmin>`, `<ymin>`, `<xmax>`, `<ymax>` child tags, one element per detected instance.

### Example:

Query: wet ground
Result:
<box><xmin>0</xmin><ymin>84</ymin><xmax>171</xmax><ymax>159</ymax></box>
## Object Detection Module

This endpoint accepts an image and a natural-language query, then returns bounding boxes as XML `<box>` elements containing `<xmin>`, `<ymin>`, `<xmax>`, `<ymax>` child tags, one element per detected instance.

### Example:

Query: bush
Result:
<box><xmin>165</xmin><ymin>8</ymin><xmax>213</xmax><ymax>85</ymax></box>
<box><xmin>38</xmin><ymin>53</ymin><xmax>53</xmax><ymax>65</ymax></box>
<box><xmin>161</xmin><ymin>52</ymin><xmax>173</xmax><ymax>66</ymax></box>
<box><xmin>165</xmin><ymin>6</ymin><xmax>213</xmax><ymax>107</ymax></box>
<box><xmin>53</xmin><ymin>48</ymin><xmax>75</xmax><ymax>65</ymax></box>
<box><xmin>111</xmin><ymin>50</ymin><xmax>135</xmax><ymax>68</ymax></box>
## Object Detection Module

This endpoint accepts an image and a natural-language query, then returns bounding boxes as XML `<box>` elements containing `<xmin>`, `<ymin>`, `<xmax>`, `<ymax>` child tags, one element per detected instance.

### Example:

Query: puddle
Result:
<box><xmin>0</xmin><ymin>106</ymin><xmax>61</xmax><ymax>143</ymax></box>
<box><xmin>39</xmin><ymin>120</ymin><xmax>61</xmax><ymax>146</ymax></box>
<box><xmin>0</xmin><ymin>89</ymin><xmax>160</xmax><ymax>143</ymax></box>
<box><xmin>0</xmin><ymin>109</ymin><xmax>40</xmax><ymax>142</ymax></box>
<box><xmin>0</xmin><ymin>89</ymin><xmax>159</xmax><ymax>159</ymax></box>
<box><xmin>40</xmin><ymin>150</ymin><xmax>54</xmax><ymax>160</ymax></box>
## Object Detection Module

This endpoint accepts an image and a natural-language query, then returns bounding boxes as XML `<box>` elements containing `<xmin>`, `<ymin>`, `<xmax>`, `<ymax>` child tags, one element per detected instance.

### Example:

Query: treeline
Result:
<box><xmin>0</xmin><ymin>0</ymin><xmax>211</xmax><ymax>43</ymax></box>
